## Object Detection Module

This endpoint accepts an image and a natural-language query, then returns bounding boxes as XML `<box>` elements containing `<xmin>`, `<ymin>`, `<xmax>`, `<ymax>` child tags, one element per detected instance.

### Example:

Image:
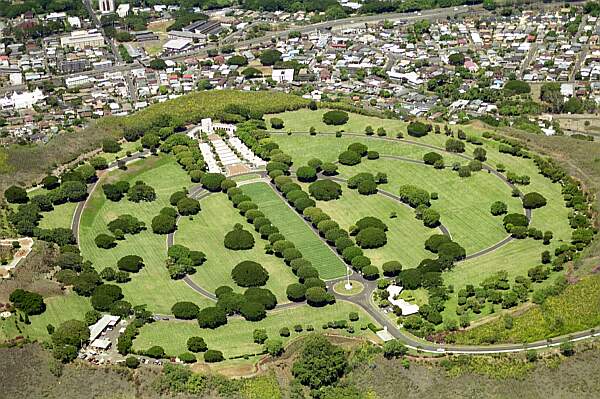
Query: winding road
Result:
<box><xmin>68</xmin><ymin>137</ymin><xmax>597</xmax><ymax>356</ymax></box>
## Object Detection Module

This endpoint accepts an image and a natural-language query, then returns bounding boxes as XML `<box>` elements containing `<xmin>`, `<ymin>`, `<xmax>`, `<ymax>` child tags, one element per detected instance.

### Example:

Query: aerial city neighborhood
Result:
<box><xmin>0</xmin><ymin>0</ymin><xmax>600</xmax><ymax>142</ymax></box>
<box><xmin>1</xmin><ymin>0</ymin><xmax>600</xmax><ymax>398</ymax></box>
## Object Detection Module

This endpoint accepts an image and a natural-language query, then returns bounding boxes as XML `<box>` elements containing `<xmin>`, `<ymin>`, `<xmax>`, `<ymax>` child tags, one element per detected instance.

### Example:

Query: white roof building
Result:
<box><xmin>88</xmin><ymin>315</ymin><xmax>120</xmax><ymax>342</ymax></box>
<box><xmin>0</xmin><ymin>88</ymin><xmax>45</xmax><ymax>110</ymax></box>
<box><xmin>163</xmin><ymin>38</ymin><xmax>192</xmax><ymax>51</ymax></box>
<box><xmin>272</xmin><ymin>69</ymin><xmax>294</xmax><ymax>83</ymax></box>
<box><xmin>387</xmin><ymin>285</ymin><xmax>419</xmax><ymax>316</ymax></box>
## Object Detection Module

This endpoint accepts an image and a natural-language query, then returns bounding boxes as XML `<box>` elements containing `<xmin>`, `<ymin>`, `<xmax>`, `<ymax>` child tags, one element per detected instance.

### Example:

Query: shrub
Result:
<box><xmin>356</xmin><ymin>216</ymin><xmax>388</xmax><ymax>232</ymax></box>
<box><xmin>125</xmin><ymin>356</ymin><xmax>139</xmax><ymax>368</ymax></box>
<box><xmin>201</xmin><ymin>173</ymin><xmax>226</xmax><ymax>192</ymax></box>
<box><xmin>322</xmin><ymin>163</ymin><xmax>338</xmax><ymax>175</ymax></box>
<box><xmin>171</xmin><ymin>302</ymin><xmax>200</xmax><ymax>319</ymax></box>
<box><xmin>382</xmin><ymin>261</ymin><xmax>402</xmax><ymax>276</ymax></box>
<box><xmin>146</xmin><ymin>346</ymin><xmax>165</xmax><ymax>359</ymax></box>
<box><xmin>356</xmin><ymin>227</ymin><xmax>387</xmax><ymax>249</ymax></box>
<box><xmin>398</xmin><ymin>185</ymin><xmax>430</xmax><ymax>208</ymax></box>
<box><xmin>362</xmin><ymin>265</ymin><xmax>379</xmax><ymax>279</ymax></box>
<box><xmin>244</xmin><ymin>287</ymin><xmax>277</xmax><ymax>310</ymax></box>
<box><xmin>308</xmin><ymin>180</ymin><xmax>342</xmax><ymax>201</ymax></box>
<box><xmin>347</xmin><ymin>143</ymin><xmax>368</xmax><ymax>156</ymax></box>
<box><xmin>445</xmin><ymin>138</ymin><xmax>465</xmax><ymax>153</ymax></box>
<box><xmin>522</xmin><ymin>192</ymin><xmax>547</xmax><ymax>209</ymax></box>
<box><xmin>197</xmin><ymin>307</ymin><xmax>227</xmax><ymax>329</ymax></box>
<box><xmin>95</xmin><ymin>234</ymin><xmax>115</xmax><ymax>249</ymax></box>
<box><xmin>503</xmin><ymin>213</ymin><xmax>529</xmax><ymax>230</ymax></box>
<box><xmin>486</xmin><ymin>201</ymin><xmax>507</xmax><ymax>218</ymax></box>
<box><xmin>240</xmin><ymin>301</ymin><xmax>266</xmax><ymax>321</ymax></box>
<box><xmin>270</xmin><ymin>117</ymin><xmax>284</xmax><ymax>129</ymax></box>
<box><xmin>177</xmin><ymin>197</ymin><xmax>201</xmax><ymax>216</ymax></box>
<box><xmin>117</xmin><ymin>255</ymin><xmax>144</xmax><ymax>273</ymax></box>
<box><xmin>407</xmin><ymin>121</ymin><xmax>431</xmax><ymax>137</ymax></box>
<box><xmin>423</xmin><ymin>152</ymin><xmax>443</xmax><ymax>165</ymax></box>
<box><xmin>231</xmin><ymin>261</ymin><xmax>269</xmax><ymax>287</ymax></box>
<box><xmin>296</xmin><ymin>166</ymin><xmax>317</xmax><ymax>182</ymax></box>
<box><xmin>279</xmin><ymin>327</ymin><xmax>290</xmax><ymax>337</ymax></box>
<box><xmin>286</xmin><ymin>283</ymin><xmax>307</xmax><ymax>302</ymax></box>
<box><xmin>204</xmin><ymin>349</ymin><xmax>224</xmax><ymax>362</ymax></box>
<box><xmin>5</xmin><ymin>186</ymin><xmax>28</xmax><ymax>204</ymax></box>
<box><xmin>338</xmin><ymin>150</ymin><xmax>361</xmax><ymax>166</ymax></box>
<box><xmin>187</xmin><ymin>336</ymin><xmax>207</xmax><ymax>352</ymax></box>
<box><xmin>323</xmin><ymin>110</ymin><xmax>349</xmax><ymax>125</ymax></box>
<box><xmin>224</xmin><ymin>224</ymin><xmax>255</xmax><ymax>250</ymax></box>
<box><xmin>178</xmin><ymin>352</ymin><xmax>196</xmax><ymax>363</ymax></box>
<box><xmin>306</xmin><ymin>287</ymin><xmax>330</xmax><ymax>306</ymax></box>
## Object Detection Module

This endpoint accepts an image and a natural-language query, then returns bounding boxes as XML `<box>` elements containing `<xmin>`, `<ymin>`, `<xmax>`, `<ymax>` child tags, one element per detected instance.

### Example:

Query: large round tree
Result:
<box><xmin>224</xmin><ymin>224</ymin><xmax>255</xmax><ymax>250</ymax></box>
<box><xmin>308</xmin><ymin>180</ymin><xmax>342</xmax><ymax>201</ymax></box>
<box><xmin>231</xmin><ymin>261</ymin><xmax>269</xmax><ymax>287</ymax></box>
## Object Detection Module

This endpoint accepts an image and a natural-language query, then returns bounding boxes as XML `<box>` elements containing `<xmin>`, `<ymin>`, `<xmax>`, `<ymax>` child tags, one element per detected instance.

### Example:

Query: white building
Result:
<box><xmin>272</xmin><ymin>69</ymin><xmax>294</xmax><ymax>83</ymax></box>
<box><xmin>67</xmin><ymin>16</ymin><xmax>81</xmax><ymax>29</ymax></box>
<box><xmin>0</xmin><ymin>89</ymin><xmax>45</xmax><ymax>110</ymax></box>
<box><xmin>88</xmin><ymin>315</ymin><xmax>120</xmax><ymax>342</ymax></box>
<box><xmin>61</xmin><ymin>30</ymin><xmax>105</xmax><ymax>50</ymax></box>
<box><xmin>387</xmin><ymin>285</ymin><xmax>419</xmax><ymax>316</ymax></box>
<box><xmin>116</xmin><ymin>3</ymin><xmax>130</xmax><ymax>18</ymax></box>
<box><xmin>65</xmin><ymin>75</ymin><xmax>92</xmax><ymax>88</ymax></box>
<box><xmin>99</xmin><ymin>0</ymin><xmax>115</xmax><ymax>13</ymax></box>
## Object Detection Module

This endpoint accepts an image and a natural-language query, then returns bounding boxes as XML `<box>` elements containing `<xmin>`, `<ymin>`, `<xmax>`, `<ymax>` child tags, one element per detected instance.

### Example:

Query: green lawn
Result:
<box><xmin>312</xmin><ymin>187</ymin><xmax>435</xmax><ymax>268</ymax></box>
<box><xmin>24</xmin><ymin>187</ymin><xmax>76</xmax><ymax>230</ymax></box>
<box><xmin>240</xmin><ymin>182</ymin><xmax>346</xmax><ymax>279</ymax></box>
<box><xmin>338</xmin><ymin>158</ymin><xmax>523</xmax><ymax>255</ymax></box>
<box><xmin>133</xmin><ymin>301</ymin><xmax>378</xmax><ymax>360</ymax></box>
<box><xmin>270</xmin><ymin>133</ymin><xmax>464</xmax><ymax>167</ymax></box>
<box><xmin>0</xmin><ymin>293</ymin><xmax>91</xmax><ymax>343</ymax></box>
<box><xmin>176</xmin><ymin>193</ymin><xmax>297</xmax><ymax>302</ymax></box>
<box><xmin>79</xmin><ymin>155</ymin><xmax>214</xmax><ymax>315</ymax></box>
<box><xmin>267</xmin><ymin>109</ymin><xmax>409</xmax><ymax>136</ymax></box>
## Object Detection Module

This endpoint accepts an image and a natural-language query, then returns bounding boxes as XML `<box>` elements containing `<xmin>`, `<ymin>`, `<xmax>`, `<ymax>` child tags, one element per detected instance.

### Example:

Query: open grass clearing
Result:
<box><xmin>176</xmin><ymin>193</ymin><xmax>297</xmax><ymax>302</ymax></box>
<box><xmin>0</xmin><ymin>292</ymin><xmax>91</xmax><ymax>343</ymax></box>
<box><xmin>312</xmin><ymin>186</ymin><xmax>435</xmax><ymax>268</ymax></box>
<box><xmin>240</xmin><ymin>182</ymin><xmax>346</xmax><ymax>279</ymax></box>
<box><xmin>338</xmin><ymin>158</ymin><xmax>523</xmax><ymax>255</ymax></box>
<box><xmin>133</xmin><ymin>301</ymin><xmax>378</xmax><ymax>360</ymax></box>
<box><xmin>269</xmin><ymin>132</ymin><xmax>464</xmax><ymax>167</ymax></box>
<box><xmin>79</xmin><ymin>155</ymin><xmax>213</xmax><ymax>315</ymax></box>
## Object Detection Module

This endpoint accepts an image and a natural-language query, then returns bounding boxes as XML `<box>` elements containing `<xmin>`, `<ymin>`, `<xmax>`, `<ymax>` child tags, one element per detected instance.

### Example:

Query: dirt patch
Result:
<box><xmin>226</xmin><ymin>163</ymin><xmax>251</xmax><ymax>176</ymax></box>
<box><xmin>0</xmin><ymin>241</ymin><xmax>61</xmax><ymax>303</ymax></box>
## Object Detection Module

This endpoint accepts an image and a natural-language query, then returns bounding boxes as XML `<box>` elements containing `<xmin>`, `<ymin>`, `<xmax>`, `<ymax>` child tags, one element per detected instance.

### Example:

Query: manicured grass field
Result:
<box><xmin>312</xmin><ymin>187</ymin><xmax>435</xmax><ymax>268</ymax></box>
<box><xmin>267</xmin><ymin>109</ymin><xmax>408</xmax><ymax>136</ymax></box>
<box><xmin>23</xmin><ymin>187</ymin><xmax>76</xmax><ymax>230</ymax></box>
<box><xmin>241</xmin><ymin>182</ymin><xmax>346</xmax><ymax>279</ymax></box>
<box><xmin>339</xmin><ymin>158</ymin><xmax>522</xmax><ymax>255</ymax></box>
<box><xmin>176</xmin><ymin>192</ymin><xmax>297</xmax><ymax>302</ymax></box>
<box><xmin>269</xmin><ymin>133</ymin><xmax>465</xmax><ymax>167</ymax></box>
<box><xmin>0</xmin><ymin>292</ymin><xmax>91</xmax><ymax>343</ymax></box>
<box><xmin>79</xmin><ymin>155</ymin><xmax>213</xmax><ymax>315</ymax></box>
<box><xmin>133</xmin><ymin>301</ymin><xmax>378</xmax><ymax>359</ymax></box>
<box><xmin>38</xmin><ymin>201</ymin><xmax>77</xmax><ymax>230</ymax></box>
